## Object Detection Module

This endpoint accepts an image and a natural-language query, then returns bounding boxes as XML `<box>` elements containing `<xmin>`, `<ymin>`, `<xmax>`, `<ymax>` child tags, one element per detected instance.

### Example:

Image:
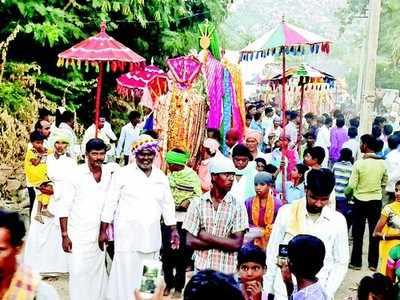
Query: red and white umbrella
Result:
<box><xmin>57</xmin><ymin>21</ymin><xmax>146</xmax><ymax>136</ymax></box>
<box><xmin>116</xmin><ymin>65</ymin><xmax>168</xmax><ymax>109</ymax></box>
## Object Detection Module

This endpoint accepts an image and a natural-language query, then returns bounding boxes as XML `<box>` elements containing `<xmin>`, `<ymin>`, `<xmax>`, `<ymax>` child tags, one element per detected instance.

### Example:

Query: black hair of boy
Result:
<box><xmin>265</xmin><ymin>164</ymin><xmax>278</xmax><ymax>175</ymax></box>
<box><xmin>308</xmin><ymin>146</ymin><xmax>326</xmax><ymax>165</ymax></box>
<box><xmin>184</xmin><ymin>269</ymin><xmax>244</xmax><ymax>300</ymax></box>
<box><xmin>388</xmin><ymin>134</ymin><xmax>400</xmax><ymax>151</ymax></box>
<box><xmin>237</xmin><ymin>243</ymin><xmax>266</xmax><ymax>268</ymax></box>
<box><xmin>357</xmin><ymin>273</ymin><xmax>394</xmax><ymax>300</ymax></box>
<box><xmin>336</xmin><ymin>117</ymin><xmax>345</xmax><ymax>128</ymax></box>
<box><xmin>30</xmin><ymin>131</ymin><xmax>45</xmax><ymax>143</ymax></box>
<box><xmin>348</xmin><ymin>126</ymin><xmax>358</xmax><ymax>139</ymax></box>
<box><xmin>383</xmin><ymin>124</ymin><xmax>393</xmax><ymax>136</ymax></box>
<box><xmin>349</xmin><ymin>117</ymin><xmax>360</xmax><ymax>128</ymax></box>
<box><xmin>372</xmin><ymin>125</ymin><xmax>382</xmax><ymax>139</ymax></box>
<box><xmin>0</xmin><ymin>209</ymin><xmax>26</xmax><ymax>247</ymax></box>
<box><xmin>339</xmin><ymin>148</ymin><xmax>353</xmax><ymax>163</ymax></box>
<box><xmin>288</xmin><ymin>234</ymin><xmax>325</xmax><ymax>280</ymax></box>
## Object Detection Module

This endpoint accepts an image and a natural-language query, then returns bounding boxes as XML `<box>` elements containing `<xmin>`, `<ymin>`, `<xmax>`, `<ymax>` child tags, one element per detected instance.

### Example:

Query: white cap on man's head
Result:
<box><xmin>209</xmin><ymin>156</ymin><xmax>235</xmax><ymax>174</ymax></box>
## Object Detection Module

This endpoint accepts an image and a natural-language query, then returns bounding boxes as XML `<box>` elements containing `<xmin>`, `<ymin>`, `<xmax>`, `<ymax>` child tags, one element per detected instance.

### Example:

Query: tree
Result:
<box><xmin>0</xmin><ymin>0</ymin><xmax>230</xmax><ymax>125</ymax></box>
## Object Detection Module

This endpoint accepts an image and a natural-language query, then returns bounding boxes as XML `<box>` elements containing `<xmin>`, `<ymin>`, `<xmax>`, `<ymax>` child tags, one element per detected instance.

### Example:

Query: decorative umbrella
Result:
<box><xmin>57</xmin><ymin>21</ymin><xmax>146</xmax><ymax>136</ymax></box>
<box><xmin>116</xmin><ymin>65</ymin><xmax>168</xmax><ymax>109</ymax></box>
<box><xmin>264</xmin><ymin>63</ymin><xmax>335</xmax><ymax>154</ymax></box>
<box><xmin>240</xmin><ymin>18</ymin><xmax>331</xmax><ymax>203</ymax></box>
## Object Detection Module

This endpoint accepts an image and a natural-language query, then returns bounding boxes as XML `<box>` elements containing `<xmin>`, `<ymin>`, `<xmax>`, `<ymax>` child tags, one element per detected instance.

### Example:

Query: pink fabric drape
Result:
<box><xmin>205</xmin><ymin>54</ymin><xmax>224</xmax><ymax>128</ymax></box>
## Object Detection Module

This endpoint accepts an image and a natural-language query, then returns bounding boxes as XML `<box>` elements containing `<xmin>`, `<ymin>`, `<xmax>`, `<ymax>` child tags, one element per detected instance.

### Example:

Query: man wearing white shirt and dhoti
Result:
<box><xmin>58</xmin><ymin>138</ymin><xmax>120</xmax><ymax>300</ymax></box>
<box><xmin>100</xmin><ymin>135</ymin><xmax>179</xmax><ymax>300</ymax></box>
<box><xmin>265</xmin><ymin>168</ymin><xmax>349</xmax><ymax>300</ymax></box>
<box><xmin>24</xmin><ymin>133</ymin><xmax>75</xmax><ymax>275</ymax></box>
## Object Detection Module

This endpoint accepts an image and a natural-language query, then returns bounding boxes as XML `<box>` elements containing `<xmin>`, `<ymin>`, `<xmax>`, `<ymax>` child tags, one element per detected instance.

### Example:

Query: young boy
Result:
<box><xmin>24</xmin><ymin>131</ymin><xmax>54</xmax><ymax>223</ymax></box>
<box><xmin>281</xmin><ymin>234</ymin><xmax>328</xmax><ymax>300</ymax></box>
<box><xmin>341</xmin><ymin>126</ymin><xmax>360</xmax><ymax>161</ymax></box>
<box><xmin>333</xmin><ymin>148</ymin><xmax>354</xmax><ymax>228</ymax></box>
<box><xmin>237</xmin><ymin>243</ymin><xmax>268</xmax><ymax>300</ymax></box>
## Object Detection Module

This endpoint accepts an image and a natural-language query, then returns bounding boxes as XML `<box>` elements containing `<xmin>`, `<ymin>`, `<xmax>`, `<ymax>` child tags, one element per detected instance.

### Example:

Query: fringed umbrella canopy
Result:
<box><xmin>57</xmin><ymin>21</ymin><xmax>146</xmax><ymax>136</ymax></box>
<box><xmin>240</xmin><ymin>21</ymin><xmax>331</xmax><ymax>61</ymax></box>
<box><xmin>239</xmin><ymin>18</ymin><xmax>332</xmax><ymax>204</ymax></box>
<box><xmin>263</xmin><ymin>63</ymin><xmax>335</xmax><ymax>88</ymax></box>
<box><xmin>116</xmin><ymin>65</ymin><xmax>168</xmax><ymax>109</ymax></box>
<box><xmin>58</xmin><ymin>21</ymin><xmax>146</xmax><ymax>71</ymax></box>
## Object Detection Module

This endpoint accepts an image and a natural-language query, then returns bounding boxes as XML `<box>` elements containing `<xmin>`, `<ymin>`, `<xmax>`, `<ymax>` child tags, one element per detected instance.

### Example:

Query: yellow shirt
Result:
<box><xmin>24</xmin><ymin>149</ymin><xmax>50</xmax><ymax>187</ymax></box>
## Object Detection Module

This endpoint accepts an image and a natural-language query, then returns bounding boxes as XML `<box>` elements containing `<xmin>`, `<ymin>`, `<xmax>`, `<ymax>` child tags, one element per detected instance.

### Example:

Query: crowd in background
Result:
<box><xmin>2</xmin><ymin>101</ymin><xmax>400</xmax><ymax>300</ymax></box>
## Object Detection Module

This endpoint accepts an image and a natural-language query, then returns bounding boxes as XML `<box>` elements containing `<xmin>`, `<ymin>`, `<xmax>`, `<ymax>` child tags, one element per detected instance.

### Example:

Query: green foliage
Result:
<box><xmin>338</xmin><ymin>0</ymin><xmax>400</xmax><ymax>89</ymax></box>
<box><xmin>0</xmin><ymin>0</ymin><xmax>229</xmax><ymax>122</ymax></box>
<box><xmin>0</xmin><ymin>81</ymin><xmax>29</xmax><ymax>114</ymax></box>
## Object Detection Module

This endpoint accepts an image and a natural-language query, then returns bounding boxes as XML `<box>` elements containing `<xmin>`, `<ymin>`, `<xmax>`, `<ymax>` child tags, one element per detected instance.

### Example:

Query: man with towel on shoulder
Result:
<box><xmin>265</xmin><ymin>168</ymin><xmax>349</xmax><ymax>300</ymax></box>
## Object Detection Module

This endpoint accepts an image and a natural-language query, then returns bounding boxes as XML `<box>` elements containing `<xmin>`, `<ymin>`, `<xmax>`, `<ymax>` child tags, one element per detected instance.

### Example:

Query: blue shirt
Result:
<box><xmin>275</xmin><ymin>181</ymin><xmax>305</xmax><ymax>203</ymax></box>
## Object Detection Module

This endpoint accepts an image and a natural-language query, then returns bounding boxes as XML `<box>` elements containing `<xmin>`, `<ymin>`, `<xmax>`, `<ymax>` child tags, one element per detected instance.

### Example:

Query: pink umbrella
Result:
<box><xmin>116</xmin><ymin>65</ymin><xmax>168</xmax><ymax>109</ymax></box>
<box><xmin>57</xmin><ymin>21</ymin><xmax>146</xmax><ymax>136</ymax></box>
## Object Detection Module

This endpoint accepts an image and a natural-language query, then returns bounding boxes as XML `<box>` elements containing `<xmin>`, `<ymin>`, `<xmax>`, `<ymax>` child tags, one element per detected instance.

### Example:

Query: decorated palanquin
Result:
<box><xmin>154</xmin><ymin>55</ymin><xmax>208</xmax><ymax>169</ymax></box>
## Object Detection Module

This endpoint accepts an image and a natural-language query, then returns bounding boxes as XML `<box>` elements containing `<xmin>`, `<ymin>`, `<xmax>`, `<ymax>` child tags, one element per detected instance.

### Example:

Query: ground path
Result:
<box><xmin>45</xmin><ymin>229</ymin><xmax>373</xmax><ymax>299</ymax></box>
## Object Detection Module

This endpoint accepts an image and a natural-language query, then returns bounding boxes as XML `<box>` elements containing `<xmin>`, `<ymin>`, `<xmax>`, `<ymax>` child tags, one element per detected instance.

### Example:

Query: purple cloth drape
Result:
<box><xmin>205</xmin><ymin>54</ymin><xmax>224</xmax><ymax>128</ymax></box>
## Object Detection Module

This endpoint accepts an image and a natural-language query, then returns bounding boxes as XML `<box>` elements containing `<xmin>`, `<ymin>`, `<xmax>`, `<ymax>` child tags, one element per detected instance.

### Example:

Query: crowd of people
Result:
<box><xmin>2</xmin><ymin>103</ymin><xmax>400</xmax><ymax>300</ymax></box>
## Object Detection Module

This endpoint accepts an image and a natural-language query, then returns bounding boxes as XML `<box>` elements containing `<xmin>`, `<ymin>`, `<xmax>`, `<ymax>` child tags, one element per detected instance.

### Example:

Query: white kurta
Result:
<box><xmin>265</xmin><ymin>198</ymin><xmax>349</xmax><ymax>300</ymax></box>
<box><xmin>59</xmin><ymin>163</ymin><xmax>119</xmax><ymax>300</ymax></box>
<box><xmin>101</xmin><ymin>164</ymin><xmax>176</xmax><ymax>300</ymax></box>
<box><xmin>23</xmin><ymin>154</ymin><xmax>76</xmax><ymax>275</ymax></box>
<box><xmin>315</xmin><ymin>125</ymin><xmax>331</xmax><ymax>167</ymax></box>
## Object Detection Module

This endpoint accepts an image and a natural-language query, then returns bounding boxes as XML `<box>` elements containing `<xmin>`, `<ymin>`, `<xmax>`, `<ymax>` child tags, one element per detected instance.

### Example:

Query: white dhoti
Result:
<box><xmin>68</xmin><ymin>248</ymin><xmax>108</xmax><ymax>300</ymax></box>
<box><xmin>23</xmin><ymin>199</ymin><xmax>68</xmax><ymax>274</ymax></box>
<box><xmin>106</xmin><ymin>251</ymin><xmax>158</xmax><ymax>300</ymax></box>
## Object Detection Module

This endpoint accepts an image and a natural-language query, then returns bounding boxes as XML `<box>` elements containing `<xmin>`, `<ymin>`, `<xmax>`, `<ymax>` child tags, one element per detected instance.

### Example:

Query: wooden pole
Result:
<box><xmin>298</xmin><ymin>83</ymin><xmax>305</xmax><ymax>156</ymax></box>
<box><xmin>359</xmin><ymin>0</ymin><xmax>381</xmax><ymax>135</ymax></box>
<box><xmin>281</xmin><ymin>49</ymin><xmax>287</xmax><ymax>204</ymax></box>
<box><xmin>95</xmin><ymin>62</ymin><xmax>104</xmax><ymax>138</ymax></box>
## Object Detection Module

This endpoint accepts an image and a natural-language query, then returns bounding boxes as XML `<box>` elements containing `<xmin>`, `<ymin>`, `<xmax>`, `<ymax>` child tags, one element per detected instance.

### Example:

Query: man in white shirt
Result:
<box><xmin>265</xmin><ymin>168</ymin><xmax>349</xmax><ymax>300</ymax></box>
<box><xmin>57</xmin><ymin>110</ymin><xmax>79</xmax><ymax>159</ymax></box>
<box><xmin>315</xmin><ymin>117</ymin><xmax>332</xmax><ymax>167</ymax></box>
<box><xmin>115</xmin><ymin>111</ymin><xmax>142</xmax><ymax>165</ymax></box>
<box><xmin>262</xmin><ymin>107</ymin><xmax>275</xmax><ymax>145</ymax></box>
<box><xmin>59</xmin><ymin>138</ymin><xmax>120</xmax><ymax>300</ymax></box>
<box><xmin>100</xmin><ymin>135</ymin><xmax>179</xmax><ymax>300</ymax></box>
<box><xmin>81</xmin><ymin>114</ymin><xmax>115</xmax><ymax>161</ymax></box>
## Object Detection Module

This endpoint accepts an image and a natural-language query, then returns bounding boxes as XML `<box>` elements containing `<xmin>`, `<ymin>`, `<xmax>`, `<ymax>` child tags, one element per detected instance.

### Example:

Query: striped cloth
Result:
<box><xmin>332</xmin><ymin>161</ymin><xmax>353</xmax><ymax>200</ymax></box>
<box><xmin>183</xmin><ymin>191</ymin><xmax>249</xmax><ymax>274</ymax></box>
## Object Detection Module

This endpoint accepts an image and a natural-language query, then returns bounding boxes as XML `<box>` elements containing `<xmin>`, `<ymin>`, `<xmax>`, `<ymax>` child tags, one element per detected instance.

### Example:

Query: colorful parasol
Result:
<box><xmin>116</xmin><ymin>65</ymin><xmax>168</xmax><ymax>109</ymax></box>
<box><xmin>240</xmin><ymin>18</ymin><xmax>332</xmax><ymax>203</ymax></box>
<box><xmin>57</xmin><ymin>21</ymin><xmax>146</xmax><ymax>136</ymax></box>
<box><xmin>264</xmin><ymin>63</ymin><xmax>335</xmax><ymax>153</ymax></box>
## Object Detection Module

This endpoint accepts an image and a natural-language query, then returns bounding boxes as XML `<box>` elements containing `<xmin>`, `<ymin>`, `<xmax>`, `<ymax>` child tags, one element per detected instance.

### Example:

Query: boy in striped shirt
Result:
<box><xmin>332</xmin><ymin>148</ymin><xmax>354</xmax><ymax>228</ymax></box>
